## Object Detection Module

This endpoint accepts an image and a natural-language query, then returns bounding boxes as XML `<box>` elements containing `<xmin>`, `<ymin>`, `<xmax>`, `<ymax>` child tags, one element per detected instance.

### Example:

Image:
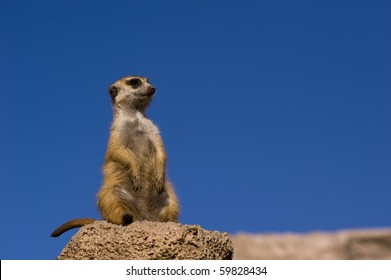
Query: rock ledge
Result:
<box><xmin>57</xmin><ymin>221</ymin><xmax>233</xmax><ymax>260</ymax></box>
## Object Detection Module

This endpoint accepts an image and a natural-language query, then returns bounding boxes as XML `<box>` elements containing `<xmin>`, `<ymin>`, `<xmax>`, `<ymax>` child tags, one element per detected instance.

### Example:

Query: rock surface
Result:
<box><xmin>231</xmin><ymin>228</ymin><xmax>391</xmax><ymax>259</ymax></box>
<box><xmin>57</xmin><ymin>221</ymin><xmax>233</xmax><ymax>260</ymax></box>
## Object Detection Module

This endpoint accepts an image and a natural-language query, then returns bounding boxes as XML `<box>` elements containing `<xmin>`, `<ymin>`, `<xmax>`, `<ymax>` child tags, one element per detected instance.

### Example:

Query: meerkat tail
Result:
<box><xmin>50</xmin><ymin>218</ymin><xmax>96</xmax><ymax>237</ymax></box>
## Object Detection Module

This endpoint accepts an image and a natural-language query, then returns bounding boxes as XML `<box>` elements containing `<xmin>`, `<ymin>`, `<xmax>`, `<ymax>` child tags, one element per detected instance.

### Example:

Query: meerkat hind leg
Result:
<box><xmin>97</xmin><ymin>185</ymin><xmax>136</xmax><ymax>225</ymax></box>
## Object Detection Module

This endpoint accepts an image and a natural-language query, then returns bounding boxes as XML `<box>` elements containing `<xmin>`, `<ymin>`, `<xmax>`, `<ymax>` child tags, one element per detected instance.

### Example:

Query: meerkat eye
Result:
<box><xmin>126</xmin><ymin>78</ymin><xmax>141</xmax><ymax>88</ymax></box>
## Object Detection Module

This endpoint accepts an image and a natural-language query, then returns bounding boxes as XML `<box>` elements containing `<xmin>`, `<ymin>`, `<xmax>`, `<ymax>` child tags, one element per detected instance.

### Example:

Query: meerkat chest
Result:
<box><xmin>116</xmin><ymin>111</ymin><xmax>161</xmax><ymax>150</ymax></box>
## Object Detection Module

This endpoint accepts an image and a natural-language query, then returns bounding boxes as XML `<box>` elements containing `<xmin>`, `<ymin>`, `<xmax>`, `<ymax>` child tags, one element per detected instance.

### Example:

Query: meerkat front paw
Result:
<box><xmin>154</xmin><ymin>175</ymin><xmax>165</xmax><ymax>193</ymax></box>
<box><xmin>131</xmin><ymin>177</ymin><xmax>142</xmax><ymax>191</ymax></box>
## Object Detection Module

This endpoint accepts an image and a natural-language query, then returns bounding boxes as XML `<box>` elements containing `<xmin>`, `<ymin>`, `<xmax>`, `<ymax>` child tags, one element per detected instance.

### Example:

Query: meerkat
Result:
<box><xmin>51</xmin><ymin>76</ymin><xmax>179</xmax><ymax>237</ymax></box>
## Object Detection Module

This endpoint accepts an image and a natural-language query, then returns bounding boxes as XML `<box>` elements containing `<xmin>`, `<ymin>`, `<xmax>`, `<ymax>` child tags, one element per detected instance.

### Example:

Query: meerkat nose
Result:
<box><xmin>149</xmin><ymin>86</ymin><xmax>156</xmax><ymax>93</ymax></box>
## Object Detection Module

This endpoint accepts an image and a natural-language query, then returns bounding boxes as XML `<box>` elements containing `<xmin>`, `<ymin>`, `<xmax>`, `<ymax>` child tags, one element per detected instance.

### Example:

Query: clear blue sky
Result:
<box><xmin>1</xmin><ymin>0</ymin><xmax>390</xmax><ymax>259</ymax></box>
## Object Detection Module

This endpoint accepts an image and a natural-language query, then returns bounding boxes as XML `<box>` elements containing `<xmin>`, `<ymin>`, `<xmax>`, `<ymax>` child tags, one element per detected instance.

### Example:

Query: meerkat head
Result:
<box><xmin>108</xmin><ymin>76</ymin><xmax>156</xmax><ymax>112</ymax></box>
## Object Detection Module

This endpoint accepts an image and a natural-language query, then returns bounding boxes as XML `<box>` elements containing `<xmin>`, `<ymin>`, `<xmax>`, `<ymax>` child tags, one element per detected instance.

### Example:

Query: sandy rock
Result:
<box><xmin>57</xmin><ymin>221</ymin><xmax>233</xmax><ymax>260</ymax></box>
<box><xmin>231</xmin><ymin>228</ymin><xmax>391</xmax><ymax>260</ymax></box>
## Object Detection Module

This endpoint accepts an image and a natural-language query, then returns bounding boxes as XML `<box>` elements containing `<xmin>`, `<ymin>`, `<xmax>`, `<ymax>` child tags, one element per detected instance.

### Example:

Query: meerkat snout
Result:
<box><xmin>144</xmin><ymin>86</ymin><xmax>156</xmax><ymax>97</ymax></box>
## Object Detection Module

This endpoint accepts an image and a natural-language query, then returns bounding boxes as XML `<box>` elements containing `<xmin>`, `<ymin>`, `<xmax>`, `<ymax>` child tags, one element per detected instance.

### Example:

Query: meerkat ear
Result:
<box><xmin>109</xmin><ymin>85</ymin><xmax>118</xmax><ymax>104</ymax></box>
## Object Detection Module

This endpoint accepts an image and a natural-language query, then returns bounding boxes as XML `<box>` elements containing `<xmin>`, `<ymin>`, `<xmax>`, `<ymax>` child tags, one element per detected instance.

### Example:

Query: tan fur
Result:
<box><xmin>51</xmin><ymin>76</ymin><xmax>179</xmax><ymax>237</ymax></box>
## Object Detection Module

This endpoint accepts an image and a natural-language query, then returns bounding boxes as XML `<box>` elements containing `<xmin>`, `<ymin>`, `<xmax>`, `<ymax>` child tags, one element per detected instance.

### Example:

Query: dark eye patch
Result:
<box><xmin>126</xmin><ymin>78</ymin><xmax>141</xmax><ymax>88</ymax></box>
